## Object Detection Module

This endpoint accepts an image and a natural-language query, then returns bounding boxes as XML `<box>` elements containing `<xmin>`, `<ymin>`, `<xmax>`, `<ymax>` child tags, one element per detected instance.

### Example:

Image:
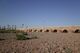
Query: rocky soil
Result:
<box><xmin>0</xmin><ymin>32</ymin><xmax>80</xmax><ymax>53</ymax></box>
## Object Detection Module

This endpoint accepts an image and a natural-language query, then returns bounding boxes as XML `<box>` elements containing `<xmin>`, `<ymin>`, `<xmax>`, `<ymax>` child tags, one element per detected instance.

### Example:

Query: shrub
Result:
<box><xmin>16</xmin><ymin>32</ymin><xmax>38</xmax><ymax>40</ymax></box>
<box><xmin>32</xmin><ymin>36</ymin><xmax>38</xmax><ymax>39</ymax></box>
<box><xmin>23</xmin><ymin>32</ymin><xmax>28</xmax><ymax>35</ymax></box>
<box><xmin>16</xmin><ymin>32</ymin><xmax>31</xmax><ymax>40</ymax></box>
<box><xmin>0</xmin><ymin>30</ymin><xmax>17</xmax><ymax>33</ymax></box>
<box><xmin>11</xmin><ymin>30</ymin><xmax>16</xmax><ymax>33</ymax></box>
<box><xmin>16</xmin><ymin>34</ymin><xmax>27</xmax><ymax>40</ymax></box>
<box><xmin>64</xmin><ymin>47</ymin><xmax>72</xmax><ymax>53</ymax></box>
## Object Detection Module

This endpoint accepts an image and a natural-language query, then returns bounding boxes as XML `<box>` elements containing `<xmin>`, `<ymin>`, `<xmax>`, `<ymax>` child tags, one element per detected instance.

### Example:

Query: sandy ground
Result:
<box><xmin>0</xmin><ymin>32</ymin><xmax>80</xmax><ymax>53</ymax></box>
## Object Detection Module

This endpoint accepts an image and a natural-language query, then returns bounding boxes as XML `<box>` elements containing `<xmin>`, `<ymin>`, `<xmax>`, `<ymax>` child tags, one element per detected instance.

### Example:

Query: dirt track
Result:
<box><xmin>0</xmin><ymin>33</ymin><xmax>80</xmax><ymax>53</ymax></box>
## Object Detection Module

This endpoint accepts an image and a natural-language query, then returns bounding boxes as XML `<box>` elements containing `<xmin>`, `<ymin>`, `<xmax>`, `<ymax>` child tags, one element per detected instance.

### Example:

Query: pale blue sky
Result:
<box><xmin>0</xmin><ymin>0</ymin><xmax>80</xmax><ymax>27</ymax></box>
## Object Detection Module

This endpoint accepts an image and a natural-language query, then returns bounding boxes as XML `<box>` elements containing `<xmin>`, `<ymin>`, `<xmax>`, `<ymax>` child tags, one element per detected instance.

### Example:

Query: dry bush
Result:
<box><xmin>64</xmin><ymin>47</ymin><xmax>72</xmax><ymax>53</ymax></box>
<box><xmin>16</xmin><ymin>33</ymin><xmax>29</xmax><ymax>40</ymax></box>
<box><xmin>16</xmin><ymin>32</ymin><xmax>38</xmax><ymax>40</ymax></box>
<box><xmin>0</xmin><ymin>30</ymin><xmax>17</xmax><ymax>33</ymax></box>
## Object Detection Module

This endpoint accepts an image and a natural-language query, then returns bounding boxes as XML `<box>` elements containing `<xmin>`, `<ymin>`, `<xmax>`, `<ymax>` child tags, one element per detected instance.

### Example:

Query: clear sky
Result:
<box><xmin>0</xmin><ymin>0</ymin><xmax>80</xmax><ymax>27</ymax></box>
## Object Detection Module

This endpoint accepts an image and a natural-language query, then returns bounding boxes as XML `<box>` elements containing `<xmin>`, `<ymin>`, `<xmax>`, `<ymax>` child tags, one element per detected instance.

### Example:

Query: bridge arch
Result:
<box><xmin>52</xmin><ymin>29</ymin><xmax>57</xmax><ymax>32</ymax></box>
<box><xmin>34</xmin><ymin>29</ymin><xmax>37</xmax><ymax>32</ymax></box>
<box><xmin>29</xmin><ymin>29</ymin><xmax>32</xmax><ymax>32</ymax></box>
<box><xmin>62</xmin><ymin>29</ymin><xmax>68</xmax><ymax>33</ymax></box>
<box><xmin>45</xmin><ymin>29</ymin><xmax>49</xmax><ymax>32</ymax></box>
<box><xmin>39</xmin><ymin>29</ymin><xmax>43</xmax><ymax>32</ymax></box>
<box><xmin>74</xmin><ymin>29</ymin><xmax>80</xmax><ymax>33</ymax></box>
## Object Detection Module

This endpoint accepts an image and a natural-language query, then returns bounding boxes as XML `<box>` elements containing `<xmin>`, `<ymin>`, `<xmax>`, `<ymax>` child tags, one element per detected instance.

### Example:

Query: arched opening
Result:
<box><xmin>52</xmin><ymin>29</ymin><xmax>57</xmax><ymax>32</ymax></box>
<box><xmin>40</xmin><ymin>29</ymin><xmax>43</xmax><ymax>32</ymax></box>
<box><xmin>29</xmin><ymin>29</ymin><xmax>32</xmax><ymax>32</ymax></box>
<box><xmin>34</xmin><ymin>30</ymin><xmax>37</xmax><ymax>32</ymax></box>
<box><xmin>74</xmin><ymin>29</ymin><xmax>80</xmax><ymax>33</ymax></box>
<box><xmin>45</xmin><ymin>29</ymin><xmax>49</xmax><ymax>32</ymax></box>
<box><xmin>62</xmin><ymin>29</ymin><xmax>68</xmax><ymax>33</ymax></box>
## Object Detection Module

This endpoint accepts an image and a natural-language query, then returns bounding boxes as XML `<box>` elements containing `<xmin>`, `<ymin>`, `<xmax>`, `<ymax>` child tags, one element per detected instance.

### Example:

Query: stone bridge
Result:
<box><xmin>20</xmin><ymin>26</ymin><xmax>80</xmax><ymax>33</ymax></box>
